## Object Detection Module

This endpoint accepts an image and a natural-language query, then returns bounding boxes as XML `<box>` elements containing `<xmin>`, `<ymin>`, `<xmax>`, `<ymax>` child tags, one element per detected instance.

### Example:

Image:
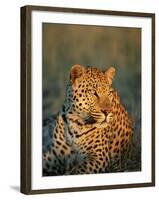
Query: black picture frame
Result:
<box><xmin>21</xmin><ymin>5</ymin><xmax>155</xmax><ymax>194</ymax></box>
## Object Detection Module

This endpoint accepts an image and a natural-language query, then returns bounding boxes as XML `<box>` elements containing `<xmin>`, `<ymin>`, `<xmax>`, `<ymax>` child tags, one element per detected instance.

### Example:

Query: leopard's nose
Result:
<box><xmin>99</xmin><ymin>97</ymin><xmax>112</xmax><ymax>114</ymax></box>
<box><xmin>102</xmin><ymin>110</ymin><xmax>109</xmax><ymax>116</ymax></box>
<box><xmin>101</xmin><ymin>108</ymin><xmax>112</xmax><ymax>115</ymax></box>
<box><xmin>101</xmin><ymin>109</ymin><xmax>108</xmax><ymax>115</ymax></box>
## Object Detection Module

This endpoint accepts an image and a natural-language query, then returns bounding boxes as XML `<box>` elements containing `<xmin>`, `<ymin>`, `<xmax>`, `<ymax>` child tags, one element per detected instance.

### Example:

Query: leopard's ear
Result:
<box><xmin>105</xmin><ymin>67</ymin><xmax>116</xmax><ymax>85</ymax></box>
<box><xmin>70</xmin><ymin>64</ymin><xmax>85</xmax><ymax>83</ymax></box>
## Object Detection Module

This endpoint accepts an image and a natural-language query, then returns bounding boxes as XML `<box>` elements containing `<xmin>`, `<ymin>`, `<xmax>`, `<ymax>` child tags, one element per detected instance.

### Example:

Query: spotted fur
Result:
<box><xmin>43</xmin><ymin>64</ymin><xmax>133</xmax><ymax>175</ymax></box>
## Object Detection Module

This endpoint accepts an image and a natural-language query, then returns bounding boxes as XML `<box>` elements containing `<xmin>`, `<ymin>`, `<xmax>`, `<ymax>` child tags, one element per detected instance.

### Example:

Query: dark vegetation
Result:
<box><xmin>43</xmin><ymin>23</ymin><xmax>141</xmax><ymax>172</ymax></box>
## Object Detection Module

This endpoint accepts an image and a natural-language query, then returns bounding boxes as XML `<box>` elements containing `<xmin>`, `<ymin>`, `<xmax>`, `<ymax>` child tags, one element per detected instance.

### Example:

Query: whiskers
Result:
<box><xmin>85</xmin><ymin>112</ymin><xmax>106</xmax><ymax>124</ymax></box>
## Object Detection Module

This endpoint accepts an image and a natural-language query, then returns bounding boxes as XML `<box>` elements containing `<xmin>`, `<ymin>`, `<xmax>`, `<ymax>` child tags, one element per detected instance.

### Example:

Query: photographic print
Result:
<box><xmin>21</xmin><ymin>6</ymin><xmax>155</xmax><ymax>194</ymax></box>
<box><xmin>42</xmin><ymin>24</ymin><xmax>141</xmax><ymax>176</ymax></box>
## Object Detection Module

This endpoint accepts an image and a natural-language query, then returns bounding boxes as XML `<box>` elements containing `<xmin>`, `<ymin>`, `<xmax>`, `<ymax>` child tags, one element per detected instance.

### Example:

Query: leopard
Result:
<box><xmin>43</xmin><ymin>64</ymin><xmax>133</xmax><ymax>175</ymax></box>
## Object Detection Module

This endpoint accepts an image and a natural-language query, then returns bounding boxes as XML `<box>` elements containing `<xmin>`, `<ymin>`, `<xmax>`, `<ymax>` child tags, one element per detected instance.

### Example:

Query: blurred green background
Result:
<box><xmin>42</xmin><ymin>23</ymin><xmax>141</xmax><ymax>172</ymax></box>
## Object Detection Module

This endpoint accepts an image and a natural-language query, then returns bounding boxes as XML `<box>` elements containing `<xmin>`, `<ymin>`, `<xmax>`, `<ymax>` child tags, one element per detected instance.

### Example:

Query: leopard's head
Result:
<box><xmin>65</xmin><ymin>64</ymin><xmax>116</xmax><ymax>124</ymax></box>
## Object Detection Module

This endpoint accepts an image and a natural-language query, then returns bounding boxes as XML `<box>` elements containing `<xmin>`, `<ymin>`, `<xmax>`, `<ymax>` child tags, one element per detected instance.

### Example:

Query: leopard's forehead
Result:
<box><xmin>81</xmin><ymin>67</ymin><xmax>109</xmax><ymax>84</ymax></box>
